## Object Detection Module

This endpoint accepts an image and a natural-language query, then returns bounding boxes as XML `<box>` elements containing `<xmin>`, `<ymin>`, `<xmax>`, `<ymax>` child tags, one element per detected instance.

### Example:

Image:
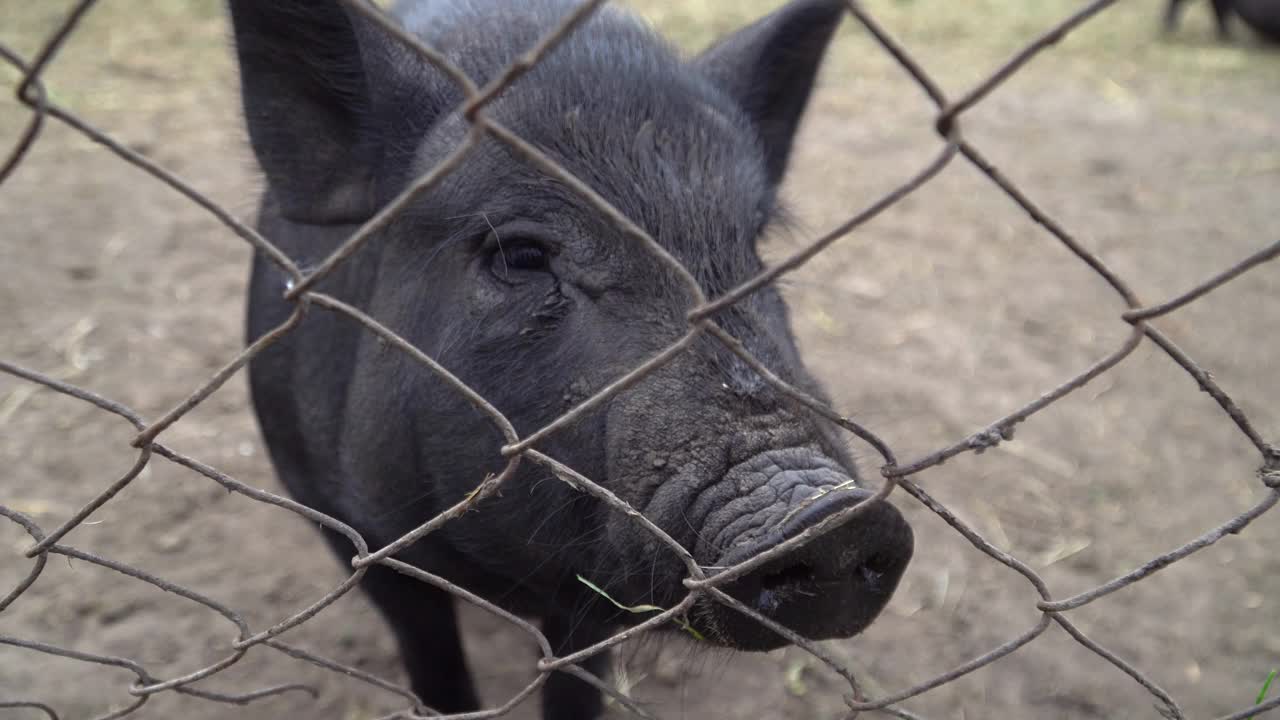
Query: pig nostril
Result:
<box><xmin>760</xmin><ymin>562</ymin><xmax>813</xmax><ymax>592</ymax></box>
<box><xmin>859</xmin><ymin>564</ymin><xmax>883</xmax><ymax>590</ymax></box>
<box><xmin>870</xmin><ymin>550</ymin><xmax>903</xmax><ymax>575</ymax></box>
<box><xmin>856</xmin><ymin>552</ymin><xmax>897</xmax><ymax>592</ymax></box>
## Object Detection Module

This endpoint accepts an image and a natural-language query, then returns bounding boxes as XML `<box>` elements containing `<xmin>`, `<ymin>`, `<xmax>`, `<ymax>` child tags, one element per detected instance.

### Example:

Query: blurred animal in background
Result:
<box><xmin>1165</xmin><ymin>0</ymin><xmax>1280</xmax><ymax>42</ymax></box>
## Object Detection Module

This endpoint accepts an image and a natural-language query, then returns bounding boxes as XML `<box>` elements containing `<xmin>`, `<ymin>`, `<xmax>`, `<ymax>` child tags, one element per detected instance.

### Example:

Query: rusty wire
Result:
<box><xmin>2</xmin><ymin>0</ymin><xmax>1278</xmax><ymax>719</ymax></box>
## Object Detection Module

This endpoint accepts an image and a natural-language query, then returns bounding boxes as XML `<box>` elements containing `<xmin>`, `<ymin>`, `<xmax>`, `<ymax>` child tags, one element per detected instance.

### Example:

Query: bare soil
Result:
<box><xmin>2</xmin><ymin>1</ymin><xmax>1278</xmax><ymax>719</ymax></box>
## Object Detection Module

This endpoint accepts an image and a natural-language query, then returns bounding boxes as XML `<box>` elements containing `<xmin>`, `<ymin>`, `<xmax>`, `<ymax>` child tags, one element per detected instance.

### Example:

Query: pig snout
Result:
<box><xmin>690</xmin><ymin>455</ymin><xmax>913</xmax><ymax>651</ymax></box>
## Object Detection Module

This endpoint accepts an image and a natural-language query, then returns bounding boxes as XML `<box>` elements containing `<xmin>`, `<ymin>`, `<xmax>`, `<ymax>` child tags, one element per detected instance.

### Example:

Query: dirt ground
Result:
<box><xmin>2</xmin><ymin>1</ymin><xmax>1278</xmax><ymax>719</ymax></box>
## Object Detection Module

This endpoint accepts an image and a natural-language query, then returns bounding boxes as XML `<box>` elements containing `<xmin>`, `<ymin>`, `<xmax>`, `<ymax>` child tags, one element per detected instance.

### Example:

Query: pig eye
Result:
<box><xmin>489</xmin><ymin>240</ymin><xmax>551</xmax><ymax>280</ymax></box>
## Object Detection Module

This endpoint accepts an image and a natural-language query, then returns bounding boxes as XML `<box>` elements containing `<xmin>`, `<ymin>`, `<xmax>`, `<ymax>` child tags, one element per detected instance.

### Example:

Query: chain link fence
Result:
<box><xmin>2</xmin><ymin>0</ymin><xmax>1279</xmax><ymax>718</ymax></box>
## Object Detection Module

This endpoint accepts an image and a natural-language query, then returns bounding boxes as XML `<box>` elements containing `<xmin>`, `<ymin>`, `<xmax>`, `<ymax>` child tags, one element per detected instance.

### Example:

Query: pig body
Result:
<box><xmin>231</xmin><ymin>1</ymin><xmax>913</xmax><ymax>717</ymax></box>
<box><xmin>1165</xmin><ymin>0</ymin><xmax>1280</xmax><ymax>42</ymax></box>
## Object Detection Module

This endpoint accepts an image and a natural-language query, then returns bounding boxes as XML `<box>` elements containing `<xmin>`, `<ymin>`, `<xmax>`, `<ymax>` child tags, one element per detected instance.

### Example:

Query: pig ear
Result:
<box><xmin>694</xmin><ymin>0</ymin><xmax>846</xmax><ymax>185</ymax></box>
<box><xmin>228</xmin><ymin>1</ymin><xmax>441</xmax><ymax>223</ymax></box>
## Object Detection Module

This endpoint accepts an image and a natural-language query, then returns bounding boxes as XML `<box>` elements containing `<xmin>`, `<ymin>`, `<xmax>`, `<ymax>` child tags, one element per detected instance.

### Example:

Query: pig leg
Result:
<box><xmin>361</xmin><ymin>563</ymin><xmax>480</xmax><ymax>713</ymax></box>
<box><xmin>1212</xmin><ymin>0</ymin><xmax>1234</xmax><ymax>38</ymax></box>
<box><xmin>541</xmin><ymin>613</ymin><xmax>609</xmax><ymax>719</ymax></box>
<box><xmin>1165</xmin><ymin>0</ymin><xmax>1191</xmax><ymax>32</ymax></box>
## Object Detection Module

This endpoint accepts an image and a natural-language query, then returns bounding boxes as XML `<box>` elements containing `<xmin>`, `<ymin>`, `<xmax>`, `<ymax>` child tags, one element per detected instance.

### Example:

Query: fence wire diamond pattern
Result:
<box><xmin>2</xmin><ymin>1</ymin><xmax>1279</xmax><ymax>719</ymax></box>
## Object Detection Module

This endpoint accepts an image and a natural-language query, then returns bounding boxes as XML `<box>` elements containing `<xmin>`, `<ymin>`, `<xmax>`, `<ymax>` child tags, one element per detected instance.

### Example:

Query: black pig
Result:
<box><xmin>1165</xmin><ymin>0</ymin><xmax>1280</xmax><ymax>42</ymax></box>
<box><xmin>230</xmin><ymin>0</ymin><xmax>914</xmax><ymax>717</ymax></box>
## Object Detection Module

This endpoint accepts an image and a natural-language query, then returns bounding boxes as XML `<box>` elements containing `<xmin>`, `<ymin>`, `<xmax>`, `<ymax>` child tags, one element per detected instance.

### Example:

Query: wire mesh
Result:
<box><xmin>2</xmin><ymin>1</ymin><xmax>1278</xmax><ymax>718</ymax></box>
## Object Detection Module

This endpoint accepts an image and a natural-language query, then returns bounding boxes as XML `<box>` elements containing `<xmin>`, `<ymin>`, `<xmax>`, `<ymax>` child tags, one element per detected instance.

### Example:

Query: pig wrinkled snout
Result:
<box><xmin>704</xmin><ymin>485</ymin><xmax>913</xmax><ymax>651</ymax></box>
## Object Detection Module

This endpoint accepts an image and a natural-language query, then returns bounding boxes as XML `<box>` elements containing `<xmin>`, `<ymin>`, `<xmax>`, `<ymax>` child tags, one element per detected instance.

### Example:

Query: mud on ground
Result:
<box><xmin>2</xmin><ymin>1</ymin><xmax>1278</xmax><ymax>718</ymax></box>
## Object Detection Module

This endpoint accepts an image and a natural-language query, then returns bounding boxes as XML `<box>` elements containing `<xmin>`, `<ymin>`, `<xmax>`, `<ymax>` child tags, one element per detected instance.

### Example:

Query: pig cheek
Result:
<box><xmin>467</xmin><ymin>279</ymin><xmax>508</xmax><ymax>313</ymax></box>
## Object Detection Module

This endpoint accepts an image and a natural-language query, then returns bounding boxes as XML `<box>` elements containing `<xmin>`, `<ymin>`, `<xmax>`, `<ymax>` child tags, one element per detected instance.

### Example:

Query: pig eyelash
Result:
<box><xmin>496</xmin><ymin>242</ymin><xmax>551</xmax><ymax>273</ymax></box>
<box><xmin>487</xmin><ymin>233</ymin><xmax>554</xmax><ymax>282</ymax></box>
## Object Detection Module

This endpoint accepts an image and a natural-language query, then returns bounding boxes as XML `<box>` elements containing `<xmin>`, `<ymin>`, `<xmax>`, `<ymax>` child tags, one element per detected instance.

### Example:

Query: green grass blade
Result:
<box><xmin>576</xmin><ymin>574</ymin><xmax>704</xmax><ymax>642</ymax></box>
<box><xmin>1258</xmin><ymin>669</ymin><xmax>1278</xmax><ymax>705</ymax></box>
<box><xmin>576</xmin><ymin>574</ymin><xmax>664</xmax><ymax>614</ymax></box>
